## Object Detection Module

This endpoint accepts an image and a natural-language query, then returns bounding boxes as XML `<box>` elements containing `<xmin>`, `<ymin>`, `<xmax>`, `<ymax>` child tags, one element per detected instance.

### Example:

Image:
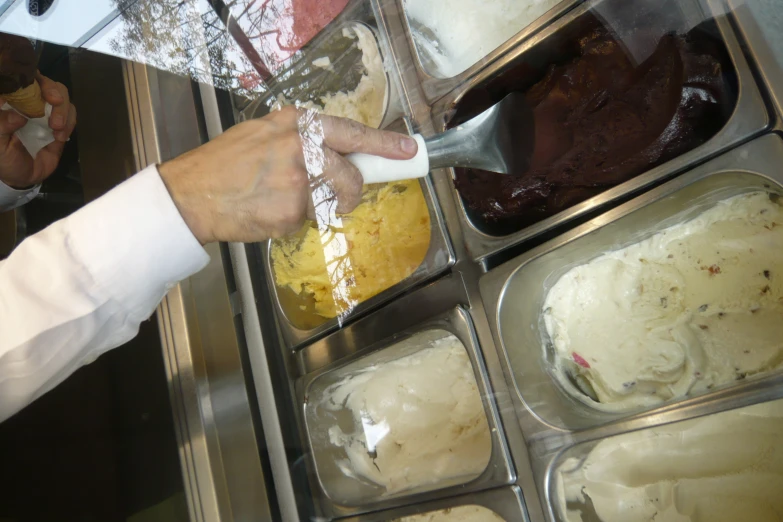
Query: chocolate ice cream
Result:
<box><xmin>453</xmin><ymin>24</ymin><xmax>731</xmax><ymax>236</ymax></box>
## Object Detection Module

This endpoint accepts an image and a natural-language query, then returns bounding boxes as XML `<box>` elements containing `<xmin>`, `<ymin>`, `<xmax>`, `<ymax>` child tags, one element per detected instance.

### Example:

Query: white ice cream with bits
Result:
<box><xmin>404</xmin><ymin>0</ymin><xmax>561</xmax><ymax>78</ymax></box>
<box><xmin>555</xmin><ymin>399</ymin><xmax>783</xmax><ymax>522</ymax></box>
<box><xmin>319</xmin><ymin>334</ymin><xmax>491</xmax><ymax>495</ymax></box>
<box><xmin>543</xmin><ymin>191</ymin><xmax>783</xmax><ymax>412</ymax></box>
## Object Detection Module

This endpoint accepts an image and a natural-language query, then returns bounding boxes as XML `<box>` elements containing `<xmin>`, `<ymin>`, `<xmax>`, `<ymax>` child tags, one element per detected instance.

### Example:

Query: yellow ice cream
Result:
<box><xmin>272</xmin><ymin>180</ymin><xmax>431</xmax><ymax>321</ymax></box>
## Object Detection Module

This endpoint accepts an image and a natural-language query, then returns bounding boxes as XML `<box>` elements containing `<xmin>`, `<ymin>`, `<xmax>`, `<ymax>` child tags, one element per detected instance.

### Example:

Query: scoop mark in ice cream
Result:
<box><xmin>452</xmin><ymin>24</ymin><xmax>731</xmax><ymax>236</ymax></box>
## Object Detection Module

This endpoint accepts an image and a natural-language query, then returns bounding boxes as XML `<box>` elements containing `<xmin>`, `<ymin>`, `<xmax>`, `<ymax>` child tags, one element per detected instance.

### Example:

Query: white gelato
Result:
<box><xmin>274</xmin><ymin>24</ymin><xmax>387</xmax><ymax>128</ymax></box>
<box><xmin>543</xmin><ymin>191</ymin><xmax>783</xmax><ymax>412</ymax></box>
<box><xmin>318</xmin><ymin>334</ymin><xmax>491</xmax><ymax>495</ymax></box>
<box><xmin>555</xmin><ymin>399</ymin><xmax>783</xmax><ymax>522</ymax></box>
<box><xmin>394</xmin><ymin>505</ymin><xmax>505</xmax><ymax>522</ymax></box>
<box><xmin>404</xmin><ymin>0</ymin><xmax>561</xmax><ymax>78</ymax></box>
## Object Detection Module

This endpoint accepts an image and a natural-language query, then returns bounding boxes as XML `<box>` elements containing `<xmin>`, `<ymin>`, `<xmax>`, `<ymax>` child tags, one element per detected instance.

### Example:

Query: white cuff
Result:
<box><xmin>64</xmin><ymin>164</ymin><xmax>210</xmax><ymax>318</ymax></box>
<box><xmin>0</xmin><ymin>179</ymin><xmax>40</xmax><ymax>211</ymax></box>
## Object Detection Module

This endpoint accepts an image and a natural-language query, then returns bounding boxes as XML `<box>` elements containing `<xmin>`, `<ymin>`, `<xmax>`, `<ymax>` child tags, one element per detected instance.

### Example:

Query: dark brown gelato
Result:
<box><xmin>0</xmin><ymin>33</ymin><xmax>37</xmax><ymax>95</ymax></box>
<box><xmin>453</xmin><ymin>25</ymin><xmax>732</xmax><ymax>236</ymax></box>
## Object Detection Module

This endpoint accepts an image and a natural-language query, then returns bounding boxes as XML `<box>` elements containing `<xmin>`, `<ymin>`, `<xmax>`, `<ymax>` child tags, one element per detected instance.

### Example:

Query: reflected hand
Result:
<box><xmin>0</xmin><ymin>73</ymin><xmax>77</xmax><ymax>188</ymax></box>
<box><xmin>159</xmin><ymin>106</ymin><xmax>418</xmax><ymax>244</ymax></box>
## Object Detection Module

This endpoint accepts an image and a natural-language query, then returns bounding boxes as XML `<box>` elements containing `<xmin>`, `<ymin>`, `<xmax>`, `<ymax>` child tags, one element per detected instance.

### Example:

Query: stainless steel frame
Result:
<box><xmin>340</xmin><ymin>486</ymin><xmax>529</xmax><ymax>522</ymax></box>
<box><xmin>423</xmin><ymin>0</ymin><xmax>769</xmax><ymax>261</ymax></box>
<box><xmin>222</xmin><ymin>1</ymin><xmax>781</xmax><ymax>521</ymax></box>
<box><xmin>295</xmin><ymin>302</ymin><xmax>514</xmax><ymax>518</ymax></box>
<box><xmin>726</xmin><ymin>0</ymin><xmax>783</xmax><ymax>131</ymax></box>
<box><xmin>481</xmin><ymin>133</ymin><xmax>783</xmax><ymax>520</ymax></box>
<box><xmin>125</xmin><ymin>62</ymin><xmax>274</xmax><ymax>521</ymax></box>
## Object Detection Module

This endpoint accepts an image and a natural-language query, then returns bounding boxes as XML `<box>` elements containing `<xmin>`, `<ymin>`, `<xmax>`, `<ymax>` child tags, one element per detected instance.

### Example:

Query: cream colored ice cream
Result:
<box><xmin>318</xmin><ymin>25</ymin><xmax>387</xmax><ymax>128</ymax></box>
<box><xmin>544</xmin><ymin>191</ymin><xmax>783</xmax><ymax>412</ymax></box>
<box><xmin>404</xmin><ymin>0</ymin><xmax>561</xmax><ymax>78</ymax></box>
<box><xmin>394</xmin><ymin>505</ymin><xmax>505</xmax><ymax>522</ymax></box>
<box><xmin>275</xmin><ymin>23</ymin><xmax>387</xmax><ymax>128</ymax></box>
<box><xmin>555</xmin><ymin>399</ymin><xmax>783</xmax><ymax>522</ymax></box>
<box><xmin>318</xmin><ymin>334</ymin><xmax>491</xmax><ymax>495</ymax></box>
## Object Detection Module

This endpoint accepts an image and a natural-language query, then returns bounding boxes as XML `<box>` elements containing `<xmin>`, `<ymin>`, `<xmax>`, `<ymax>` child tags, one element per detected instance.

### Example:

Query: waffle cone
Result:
<box><xmin>5</xmin><ymin>81</ymin><xmax>45</xmax><ymax>118</ymax></box>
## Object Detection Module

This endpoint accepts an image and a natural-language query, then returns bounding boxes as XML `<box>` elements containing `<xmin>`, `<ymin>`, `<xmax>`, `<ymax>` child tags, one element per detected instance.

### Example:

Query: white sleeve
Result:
<box><xmin>0</xmin><ymin>179</ymin><xmax>40</xmax><ymax>211</ymax></box>
<box><xmin>0</xmin><ymin>164</ymin><xmax>210</xmax><ymax>421</ymax></box>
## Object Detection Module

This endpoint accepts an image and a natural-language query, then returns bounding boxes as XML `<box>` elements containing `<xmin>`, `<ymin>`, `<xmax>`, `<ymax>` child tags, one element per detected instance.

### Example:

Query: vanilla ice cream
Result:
<box><xmin>313</xmin><ymin>333</ymin><xmax>491</xmax><ymax>497</ymax></box>
<box><xmin>544</xmin><ymin>191</ymin><xmax>783</xmax><ymax>412</ymax></box>
<box><xmin>556</xmin><ymin>399</ymin><xmax>783</xmax><ymax>522</ymax></box>
<box><xmin>394</xmin><ymin>505</ymin><xmax>505</xmax><ymax>522</ymax></box>
<box><xmin>404</xmin><ymin>0</ymin><xmax>561</xmax><ymax>78</ymax></box>
<box><xmin>273</xmin><ymin>23</ymin><xmax>388</xmax><ymax>128</ymax></box>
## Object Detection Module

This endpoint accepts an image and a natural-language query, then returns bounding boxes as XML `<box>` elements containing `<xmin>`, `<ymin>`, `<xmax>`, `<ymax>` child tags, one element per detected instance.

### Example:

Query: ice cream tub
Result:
<box><xmin>337</xmin><ymin>486</ymin><xmax>528</xmax><ymax>522</ymax></box>
<box><xmin>430</xmin><ymin>0</ymin><xmax>769</xmax><ymax>262</ymax></box>
<box><xmin>239</xmin><ymin>19</ymin><xmax>404</xmax><ymax>130</ymax></box>
<box><xmin>297</xmin><ymin>306</ymin><xmax>513</xmax><ymax>518</ymax></box>
<box><xmin>391</xmin><ymin>0</ymin><xmax>580</xmax><ymax>102</ymax></box>
<box><xmin>546</xmin><ymin>398</ymin><xmax>783</xmax><ymax>522</ymax></box>
<box><xmin>480</xmin><ymin>133</ymin><xmax>783</xmax><ymax>434</ymax></box>
<box><xmin>263</xmin><ymin>169</ymin><xmax>454</xmax><ymax>350</ymax></box>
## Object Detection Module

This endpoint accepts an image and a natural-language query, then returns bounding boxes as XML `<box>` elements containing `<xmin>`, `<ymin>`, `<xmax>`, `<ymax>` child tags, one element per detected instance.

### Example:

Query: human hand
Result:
<box><xmin>158</xmin><ymin>106</ymin><xmax>419</xmax><ymax>244</ymax></box>
<box><xmin>0</xmin><ymin>73</ymin><xmax>77</xmax><ymax>188</ymax></box>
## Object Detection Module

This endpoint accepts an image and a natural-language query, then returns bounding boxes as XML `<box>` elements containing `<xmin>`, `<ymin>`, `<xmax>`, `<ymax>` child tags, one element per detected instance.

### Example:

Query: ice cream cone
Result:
<box><xmin>5</xmin><ymin>81</ymin><xmax>45</xmax><ymax>118</ymax></box>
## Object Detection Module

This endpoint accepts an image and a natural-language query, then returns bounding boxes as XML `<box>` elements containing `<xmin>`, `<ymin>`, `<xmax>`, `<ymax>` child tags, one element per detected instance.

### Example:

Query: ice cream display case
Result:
<box><xmin>155</xmin><ymin>0</ymin><xmax>783</xmax><ymax>520</ymax></box>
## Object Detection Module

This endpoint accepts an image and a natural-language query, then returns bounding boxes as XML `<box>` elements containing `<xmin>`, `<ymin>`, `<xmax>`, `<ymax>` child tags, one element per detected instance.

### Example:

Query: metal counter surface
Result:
<box><xmin>125</xmin><ymin>61</ymin><xmax>275</xmax><ymax>522</ymax></box>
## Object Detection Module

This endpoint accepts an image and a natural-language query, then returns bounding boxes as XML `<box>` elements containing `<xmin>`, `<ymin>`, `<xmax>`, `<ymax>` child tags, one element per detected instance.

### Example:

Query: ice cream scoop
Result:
<box><xmin>347</xmin><ymin>92</ymin><xmax>534</xmax><ymax>184</ymax></box>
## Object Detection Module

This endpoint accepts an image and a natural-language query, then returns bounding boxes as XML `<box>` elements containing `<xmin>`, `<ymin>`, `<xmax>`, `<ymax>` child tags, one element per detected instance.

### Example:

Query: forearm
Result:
<box><xmin>0</xmin><ymin>165</ymin><xmax>209</xmax><ymax>421</ymax></box>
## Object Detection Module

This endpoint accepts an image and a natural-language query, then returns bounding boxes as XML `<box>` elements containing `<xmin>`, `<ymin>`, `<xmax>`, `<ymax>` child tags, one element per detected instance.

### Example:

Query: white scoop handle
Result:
<box><xmin>346</xmin><ymin>134</ymin><xmax>430</xmax><ymax>184</ymax></box>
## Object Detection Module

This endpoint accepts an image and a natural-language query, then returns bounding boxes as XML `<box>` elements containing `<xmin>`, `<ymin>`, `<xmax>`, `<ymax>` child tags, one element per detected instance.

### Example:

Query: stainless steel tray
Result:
<box><xmin>265</xmin><ymin>171</ymin><xmax>454</xmax><ymax>350</ymax></box>
<box><xmin>428</xmin><ymin>0</ymin><xmax>769</xmax><ymax>262</ymax></box>
<box><xmin>338</xmin><ymin>486</ymin><xmax>528</xmax><ymax>521</ymax></box>
<box><xmin>293</xmin><ymin>290</ymin><xmax>514</xmax><ymax>518</ymax></box>
<box><xmin>393</xmin><ymin>0</ymin><xmax>582</xmax><ymax>104</ymax></box>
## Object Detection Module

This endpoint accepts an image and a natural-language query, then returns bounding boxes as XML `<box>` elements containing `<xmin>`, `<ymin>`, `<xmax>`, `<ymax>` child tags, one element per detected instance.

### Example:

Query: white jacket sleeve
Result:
<box><xmin>0</xmin><ymin>164</ymin><xmax>210</xmax><ymax>421</ymax></box>
<box><xmin>0</xmin><ymin>179</ymin><xmax>40</xmax><ymax>211</ymax></box>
